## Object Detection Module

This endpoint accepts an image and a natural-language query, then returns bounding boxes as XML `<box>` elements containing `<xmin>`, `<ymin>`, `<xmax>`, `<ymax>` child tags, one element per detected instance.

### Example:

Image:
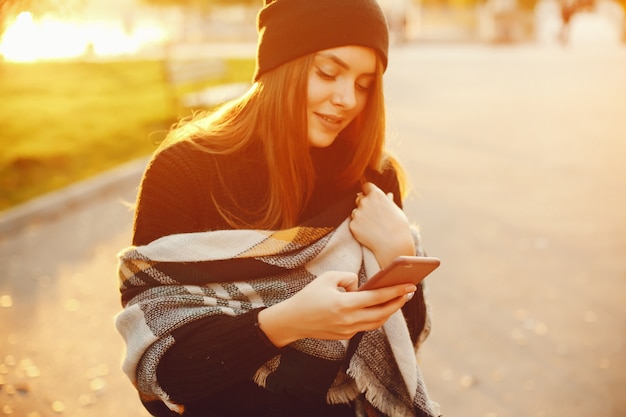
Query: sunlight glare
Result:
<box><xmin>0</xmin><ymin>11</ymin><xmax>167</xmax><ymax>62</ymax></box>
<box><xmin>0</xmin><ymin>12</ymin><xmax>85</xmax><ymax>62</ymax></box>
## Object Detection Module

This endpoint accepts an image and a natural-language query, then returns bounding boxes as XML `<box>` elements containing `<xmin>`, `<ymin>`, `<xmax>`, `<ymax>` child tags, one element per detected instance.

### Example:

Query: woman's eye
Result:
<box><xmin>356</xmin><ymin>83</ymin><xmax>371</xmax><ymax>92</ymax></box>
<box><xmin>316</xmin><ymin>68</ymin><xmax>336</xmax><ymax>80</ymax></box>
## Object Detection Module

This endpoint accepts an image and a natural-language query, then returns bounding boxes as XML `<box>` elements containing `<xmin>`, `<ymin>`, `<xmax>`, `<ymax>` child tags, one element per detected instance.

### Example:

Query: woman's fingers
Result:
<box><xmin>360</xmin><ymin>181</ymin><xmax>382</xmax><ymax>196</ymax></box>
<box><xmin>325</xmin><ymin>269</ymin><xmax>359</xmax><ymax>293</ymax></box>
<box><xmin>268</xmin><ymin>274</ymin><xmax>414</xmax><ymax>342</ymax></box>
<box><xmin>348</xmin><ymin>285</ymin><xmax>415</xmax><ymax>330</ymax></box>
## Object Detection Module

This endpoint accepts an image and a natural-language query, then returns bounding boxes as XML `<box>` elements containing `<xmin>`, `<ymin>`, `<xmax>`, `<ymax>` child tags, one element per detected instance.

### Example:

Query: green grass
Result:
<box><xmin>0</xmin><ymin>58</ymin><xmax>255</xmax><ymax>211</ymax></box>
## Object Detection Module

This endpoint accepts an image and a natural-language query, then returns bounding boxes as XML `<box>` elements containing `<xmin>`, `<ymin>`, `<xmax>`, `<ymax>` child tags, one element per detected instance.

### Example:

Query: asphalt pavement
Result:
<box><xmin>1</xmin><ymin>38</ymin><xmax>625</xmax><ymax>417</ymax></box>
<box><xmin>385</xmin><ymin>41</ymin><xmax>626</xmax><ymax>417</ymax></box>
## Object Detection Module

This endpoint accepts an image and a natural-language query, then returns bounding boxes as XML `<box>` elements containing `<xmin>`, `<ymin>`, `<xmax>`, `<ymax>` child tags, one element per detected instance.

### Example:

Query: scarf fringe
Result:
<box><xmin>326</xmin><ymin>379</ymin><xmax>361</xmax><ymax>405</ymax></box>
<box><xmin>252</xmin><ymin>361</ymin><xmax>275</xmax><ymax>388</ymax></box>
<box><xmin>347</xmin><ymin>363</ymin><xmax>412</xmax><ymax>417</ymax></box>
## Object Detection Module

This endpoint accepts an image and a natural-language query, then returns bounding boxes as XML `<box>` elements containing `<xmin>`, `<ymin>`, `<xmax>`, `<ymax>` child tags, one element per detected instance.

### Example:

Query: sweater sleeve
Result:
<box><xmin>157</xmin><ymin>309</ymin><xmax>281</xmax><ymax>403</ymax></box>
<box><xmin>366</xmin><ymin>160</ymin><xmax>403</xmax><ymax>208</ymax></box>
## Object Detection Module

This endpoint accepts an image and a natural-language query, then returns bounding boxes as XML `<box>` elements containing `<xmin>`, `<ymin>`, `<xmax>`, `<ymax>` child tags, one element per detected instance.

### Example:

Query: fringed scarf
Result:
<box><xmin>115</xmin><ymin>202</ymin><xmax>439</xmax><ymax>417</ymax></box>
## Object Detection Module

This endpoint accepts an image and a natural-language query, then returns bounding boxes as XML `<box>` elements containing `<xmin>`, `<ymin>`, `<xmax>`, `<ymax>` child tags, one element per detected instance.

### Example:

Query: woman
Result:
<box><xmin>116</xmin><ymin>0</ymin><xmax>439</xmax><ymax>416</ymax></box>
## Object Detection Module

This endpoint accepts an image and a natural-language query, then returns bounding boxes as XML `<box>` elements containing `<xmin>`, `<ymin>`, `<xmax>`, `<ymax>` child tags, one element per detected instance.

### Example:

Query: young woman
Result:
<box><xmin>116</xmin><ymin>1</ymin><xmax>439</xmax><ymax>416</ymax></box>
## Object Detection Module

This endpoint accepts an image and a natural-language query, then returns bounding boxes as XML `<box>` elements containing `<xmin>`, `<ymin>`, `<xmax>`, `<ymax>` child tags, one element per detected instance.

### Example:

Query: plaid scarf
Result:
<box><xmin>115</xmin><ymin>205</ymin><xmax>439</xmax><ymax>417</ymax></box>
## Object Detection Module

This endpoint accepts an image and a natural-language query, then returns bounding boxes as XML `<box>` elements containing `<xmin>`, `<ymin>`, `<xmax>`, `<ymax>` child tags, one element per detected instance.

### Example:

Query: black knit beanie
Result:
<box><xmin>253</xmin><ymin>0</ymin><xmax>389</xmax><ymax>81</ymax></box>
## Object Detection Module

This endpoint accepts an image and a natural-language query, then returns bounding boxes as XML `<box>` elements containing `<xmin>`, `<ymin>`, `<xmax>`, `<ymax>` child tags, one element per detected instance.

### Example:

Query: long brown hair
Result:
<box><xmin>161</xmin><ymin>51</ymin><xmax>403</xmax><ymax>230</ymax></box>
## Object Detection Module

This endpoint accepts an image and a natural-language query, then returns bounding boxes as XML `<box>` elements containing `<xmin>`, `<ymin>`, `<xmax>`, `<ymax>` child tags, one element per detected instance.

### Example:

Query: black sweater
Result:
<box><xmin>131</xmin><ymin>139</ymin><xmax>428</xmax><ymax>417</ymax></box>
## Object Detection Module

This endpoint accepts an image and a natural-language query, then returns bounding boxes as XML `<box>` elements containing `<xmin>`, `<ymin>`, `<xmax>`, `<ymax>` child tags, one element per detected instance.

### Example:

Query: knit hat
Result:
<box><xmin>253</xmin><ymin>0</ymin><xmax>389</xmax><ymax>81</ymax></box>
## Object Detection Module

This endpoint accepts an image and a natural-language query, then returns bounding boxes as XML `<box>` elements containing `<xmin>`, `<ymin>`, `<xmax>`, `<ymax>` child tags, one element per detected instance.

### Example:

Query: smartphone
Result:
<box><xmin>358</xmin><ymin>256</ymin><xmax>440</xmax><ymax>291</ymax></box>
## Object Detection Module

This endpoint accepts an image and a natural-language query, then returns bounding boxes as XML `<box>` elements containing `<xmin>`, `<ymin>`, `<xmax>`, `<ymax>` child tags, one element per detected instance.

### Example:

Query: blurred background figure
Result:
<box><xmin>379</xmin><ymin>0</ymin><xmax>412</xmax><ymax>43</ymax></box>
<box><xmin>558</xmin><ymin>0</ymin><xmax>597</xmax><ymax>44</ymax></box>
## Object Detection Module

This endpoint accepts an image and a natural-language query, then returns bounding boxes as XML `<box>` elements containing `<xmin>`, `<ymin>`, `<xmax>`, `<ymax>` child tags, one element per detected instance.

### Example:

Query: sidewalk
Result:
<box><xmin>0</xmin><ymin>157</ymin><xmax>148</xmax><ymax>237</ymax></box>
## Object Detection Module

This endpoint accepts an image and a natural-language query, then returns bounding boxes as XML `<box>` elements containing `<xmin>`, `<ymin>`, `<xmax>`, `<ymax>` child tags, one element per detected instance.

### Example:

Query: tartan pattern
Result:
<box><xmin>115</xmin><ymin>218</ymin><xmax>438</xmax><ymax>417</ymax></box>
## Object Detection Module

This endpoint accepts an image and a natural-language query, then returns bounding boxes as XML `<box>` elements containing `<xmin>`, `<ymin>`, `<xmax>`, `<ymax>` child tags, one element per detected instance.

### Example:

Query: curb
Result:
<box><xmin>0</xmin><ymin>157</ymin><xmax>149</xmax><ymax>236</ymax></box>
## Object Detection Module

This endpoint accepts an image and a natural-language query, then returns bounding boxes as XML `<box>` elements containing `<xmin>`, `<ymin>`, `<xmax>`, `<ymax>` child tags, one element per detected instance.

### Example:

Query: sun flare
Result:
<box><xmin>0</xmin><ymin>11</ymin><xmax>166</xmax><ymax>62</ymax></box>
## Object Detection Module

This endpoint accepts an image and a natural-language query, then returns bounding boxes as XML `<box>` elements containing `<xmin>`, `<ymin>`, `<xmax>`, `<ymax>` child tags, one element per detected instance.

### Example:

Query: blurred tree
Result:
<box><xmin>516</xmin><ymin>0</ymin><xmax>538</xmax><ymax>11</ymax></box>
<box><xmin>413</xmin><ymin>0</ymin><xmax>625</xmax><ymax>11</ymax></box>
<box><xmin>1</xmin><ymin>0</ymin><xmax>35</xmax><ymax>37</ymax></box>
<box><xmin>141</xmin><ymin>0</ymin><xmax>259</xmax><ymax>42</ymax></box>
<box><xmin>142</xmin><ymin>0</ymin><xmax>259</xmax><ymax>8</ymax></box>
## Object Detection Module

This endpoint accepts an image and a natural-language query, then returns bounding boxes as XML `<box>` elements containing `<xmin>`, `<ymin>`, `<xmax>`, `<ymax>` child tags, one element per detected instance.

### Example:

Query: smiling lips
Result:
<box><xmin>315</xmin><ymin>112</ymin><xmax>344</xmax><ymax>132</ymax></box>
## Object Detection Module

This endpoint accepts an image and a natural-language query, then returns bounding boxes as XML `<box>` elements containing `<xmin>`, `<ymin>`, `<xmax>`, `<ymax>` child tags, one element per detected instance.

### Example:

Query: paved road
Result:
<box><xmin>385</xmin><ymin>42</ymin><xmax>626</xmax><ymax>417</ymax></box>
<box><xmin>1</xmin><ymin>41</ymin><xmax>625</xmax><ymax>416</ymax></box>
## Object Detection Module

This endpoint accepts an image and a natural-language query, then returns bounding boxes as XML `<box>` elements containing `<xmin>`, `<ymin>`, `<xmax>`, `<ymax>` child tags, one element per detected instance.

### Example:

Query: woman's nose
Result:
<box><xmin>330</xmin><ymin>81</ymin><xmax>357</xmax><ymax>109</ymax></box>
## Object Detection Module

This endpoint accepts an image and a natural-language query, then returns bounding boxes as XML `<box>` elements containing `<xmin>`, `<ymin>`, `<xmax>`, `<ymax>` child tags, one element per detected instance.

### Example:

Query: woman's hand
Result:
<box><xmin>257</xmin><ymin>270</ymin><xmax>416</xmax><ymax>347</ymax></box>
<box><xmin>349</xmin><ymin>182</ymin><xmax>416</xmax><ymax>268</ymax></box>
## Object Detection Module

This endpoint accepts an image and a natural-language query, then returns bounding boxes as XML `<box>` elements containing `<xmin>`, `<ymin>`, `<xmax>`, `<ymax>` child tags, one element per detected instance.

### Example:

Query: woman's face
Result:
<box><xmin>306</xmin><ymin>45</ymin><xmax>377</xmax><ymax>148</ymax></box>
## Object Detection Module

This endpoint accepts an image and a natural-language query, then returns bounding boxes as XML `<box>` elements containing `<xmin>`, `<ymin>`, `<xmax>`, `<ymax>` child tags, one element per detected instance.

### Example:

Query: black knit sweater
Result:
<box><xmin>131</xmin><ymin>138</ymin><xmax>428</xmax><ymax>417</ymax></box>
